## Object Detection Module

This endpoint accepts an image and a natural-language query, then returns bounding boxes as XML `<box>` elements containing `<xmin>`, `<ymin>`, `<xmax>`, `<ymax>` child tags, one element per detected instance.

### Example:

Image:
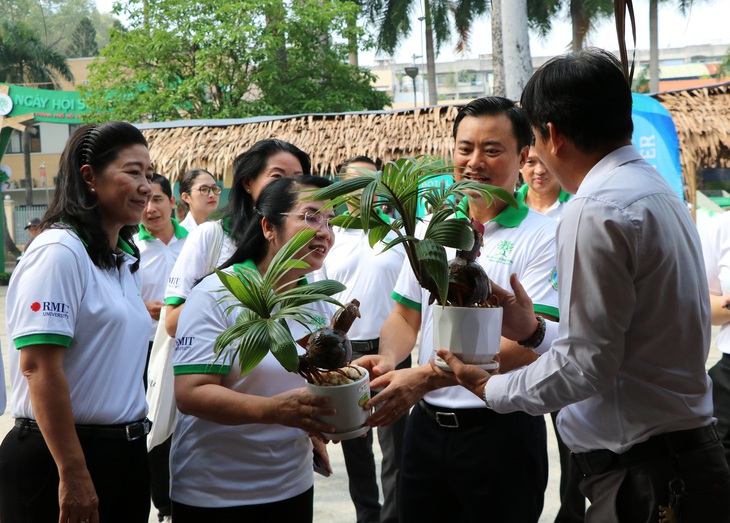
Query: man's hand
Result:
<box><xmin>352</xmin><ymin>354</ymin><xmax>395</xmax><ymax>381</ymax></box>
<box><xmin>365</xmin><ymin>367</ymin><xmax>434</xmax><ymax>427</ymax></box>
<box><xmin>490</xmin><ymin>274</ymin><xmax>539</xmax><ymax>342</ymax></box>
<box><xmin>435</xmin><ymin>350</ymin><xmax>495</xmax><ymax>401</ymax></box>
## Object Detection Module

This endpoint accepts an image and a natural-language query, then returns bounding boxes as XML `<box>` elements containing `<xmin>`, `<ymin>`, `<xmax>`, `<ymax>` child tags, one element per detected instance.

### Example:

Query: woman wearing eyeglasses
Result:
<box><xmin>165</xmin><ymin>140</ymin><xmax>310</xmax><ymax>334</ymax></box>
<box><xmin>178</xmin><ymin>168</ymin><xmax>220</xmax><ymax>233</ymax></box>
<box><xmin>170</xmin><ymin>176</ymin><xmax>336</xmax><ymax>521</ymax></box>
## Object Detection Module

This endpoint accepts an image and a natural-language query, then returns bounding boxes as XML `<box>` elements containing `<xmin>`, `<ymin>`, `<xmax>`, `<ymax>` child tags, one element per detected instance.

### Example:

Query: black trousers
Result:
<box><xmin>0</xmin><ymin>425</ymin><xmax>150</xmax><ymax>523</ymax></box>
<box><xmin>171</xmin><ymin>486</ymin><xmax>313</xmax><ymax>523</ymax></box>
<box><xmin>578</xmin><ymin>436</ymin><xmax>730</xmax><ymax>522</ymax></box>
<box><xmin>399</xmin><ymin>402</ymin><xmax>548</xmax><ymax>523</ymax></box>
<box><xmin>342</xmin><ymin>354</ymin><xmax>411</xmax><ymax>523</ymax></box>
<box><xmin>550</xmin><ymin>411</ymin><xmax>586</xmax><ymax>523</ymax></box>
<box><xmin>709</xmin><ymin>353</ymin><xmax>730</xmax><ymax>467</ymax></box>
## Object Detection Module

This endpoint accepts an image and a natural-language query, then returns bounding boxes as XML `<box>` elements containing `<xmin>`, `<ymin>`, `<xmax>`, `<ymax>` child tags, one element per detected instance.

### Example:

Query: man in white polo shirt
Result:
<box><xmin>357</xmin><ymin>97</ymin><xmax>559</xmax><ymax>522</ymax></box>
<box><xmin>134</xmin><ymin>173</ymin><xmax>187</xmax><ymax>523</ymax></box>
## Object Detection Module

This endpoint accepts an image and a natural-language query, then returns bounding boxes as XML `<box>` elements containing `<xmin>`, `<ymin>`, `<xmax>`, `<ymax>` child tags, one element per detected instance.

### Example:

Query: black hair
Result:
<box><xmin>151</xmin><ymin>173</ymin><xmax>172</xmax><ymax>199</ymax></box>
<box><xmin>219</xmin><ymin>175</ymin><xmax>331</xmax><ymax>270</ymax></box>
<box><xmin>453</xmin><ymin>97</ymin><xmax>532</xmax><ymax>152</ymax></box>
<box><xmin>520</xmin><ymin>47</ymin><xmax>633</xmax><ymax>154</ymax></box>
<box><xmin>338</xmin><ymin>155</ymin><xmax>380</xmax><ymax>173</ymax></box>
<box><xmin>221</xmin><ymin>139</ymin><xmax>311</xmax><ymax>246</ymax></box>
<box><xmin>42</xmin><ymin>121</ymin><xmax>147</xmax><ymax>272</ymax></box>
<box><xmin>179</xmin><ymin>168</ymin><xmax>215</xmax><ymax>196</ymax></box>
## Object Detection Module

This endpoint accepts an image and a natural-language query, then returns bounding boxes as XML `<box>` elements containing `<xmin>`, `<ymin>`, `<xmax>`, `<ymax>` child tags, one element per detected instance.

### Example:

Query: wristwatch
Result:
<box><xmin>518</xmin><ymin>315</ymin><xmax>546</xmax><ymax>350</ymax></box>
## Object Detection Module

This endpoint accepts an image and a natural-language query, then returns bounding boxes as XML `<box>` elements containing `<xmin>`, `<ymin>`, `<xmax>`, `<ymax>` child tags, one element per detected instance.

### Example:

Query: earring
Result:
<box><xmin>90</xmin><ymin>188</ymin><xmax>95</xmax><ymax>193</ymax></box>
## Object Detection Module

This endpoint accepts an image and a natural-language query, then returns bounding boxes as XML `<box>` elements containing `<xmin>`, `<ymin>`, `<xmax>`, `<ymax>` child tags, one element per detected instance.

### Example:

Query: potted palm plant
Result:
<box><xmin>311</xmin><ymin>155</ymin><xmax>517</xmax><ymax>368</ymax></box>
<box><xmin>213</xmin><ymin>228</ymin><xmax>372</xmax><ymax>439</ymax></box>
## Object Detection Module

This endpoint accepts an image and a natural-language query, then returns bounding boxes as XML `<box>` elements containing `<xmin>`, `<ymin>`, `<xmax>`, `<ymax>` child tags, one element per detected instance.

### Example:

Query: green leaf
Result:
<box><xmin>268</xmin><ymin>320</ymin><xmax>300</xmax><ymax>373</ymax></box>
<box><xmin>368</xmin><ymin>225</ymin><xmax>392</xmax><ymax>249</ymax></box>
<box><xmin>415</xmin><ymin>239</ymin><xmax>449</xmax><ymax>305</ymax></box>
<box><xmin>425</xmin><ymin>220</ymin><xmax>475</xmax><ymax>251</ymax></box>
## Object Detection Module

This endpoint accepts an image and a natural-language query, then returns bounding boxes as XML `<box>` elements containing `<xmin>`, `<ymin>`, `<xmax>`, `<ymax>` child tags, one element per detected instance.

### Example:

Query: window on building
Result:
<box><xmin>5</xmin><ymin>127</ymin><xmax>41</xmax><ymax>154</ymax></box>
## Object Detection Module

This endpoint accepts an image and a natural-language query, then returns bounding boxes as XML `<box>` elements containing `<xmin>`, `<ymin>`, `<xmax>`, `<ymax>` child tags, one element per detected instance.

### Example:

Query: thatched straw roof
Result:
<box><xmin>655</xmin><ymin>81</ymin><xmax>730</xmax><ymax>211</ymax></box>
<box><xmin>139</xmin><ymin>107</ymin><xmax>461</xmax><ymax>182</ymax></box>
<box><xmin>140</xmin><ymin>82</ymin><xmax>730</xmax><ymax>214</ymax></box>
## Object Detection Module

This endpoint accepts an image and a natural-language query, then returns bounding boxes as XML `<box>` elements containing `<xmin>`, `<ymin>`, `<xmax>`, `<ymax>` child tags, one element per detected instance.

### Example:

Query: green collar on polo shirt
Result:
<box><xmin>137</xmin><ymin>218</ymin><xmax>189</xmax><ymax>241</ymax></box>
<box><xmin>516</xmin><ymin>183</ymin><xmax>571</xmax><ymax>204</ymax></box>
<box><xmin>231</xmin><ymin>259</ymin><xmax>309</xmax><ymax>286</ymax></box>
<box><xmin>456</xmin><ymin>193</ymin><xmax>528</xmax><ymax>228</ymax></box>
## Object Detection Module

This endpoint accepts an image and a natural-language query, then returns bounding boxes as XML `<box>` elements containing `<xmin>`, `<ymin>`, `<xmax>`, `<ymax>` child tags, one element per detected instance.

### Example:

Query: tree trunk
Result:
<box><xmin>424</xmin><ymin>0</ymin><xmax>438</xmax><ymax>105</ymax></box>
<box><xmin>3</xmin><ymin>206</ymin><xmax>21</xmax><ymax>258</ymax></box>
<box><xmin>501</xmin><ymin>0</ymin><xmax>531</xmax><ymax>100</ymax></box>
<box><xmin>570</xmin><ymin>0</ymin><xmax>588</xmax><ymax>52</ymax></box>
<box><xmin>649</xmin><ymin>0</ymin><xmax>659</xmax><ymax>93</ymax></box>
<box><xmin>23</xmin><ymin>128</ymin><xmax>33</xmax><ymax>206</ymax></box>
<box><xmin>346</xmin><ymin>10</ymin><xmax>358</xmax><ymax>66</ymax></box>
<box><xmin>491</xmin><ymin>0</ymin><xmax>504</xmax><ymax>97</ymax></box>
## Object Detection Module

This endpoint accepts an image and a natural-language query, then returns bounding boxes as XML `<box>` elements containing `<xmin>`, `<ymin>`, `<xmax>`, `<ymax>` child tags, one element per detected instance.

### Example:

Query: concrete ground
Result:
<box><xmin>0</xmin><ymin>283</ymin><xmax>720</xmax><ymax>522</ymax></box>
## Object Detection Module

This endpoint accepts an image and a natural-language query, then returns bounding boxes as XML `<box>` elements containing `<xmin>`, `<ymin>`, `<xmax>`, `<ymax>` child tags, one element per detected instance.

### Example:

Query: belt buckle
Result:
<box><xmin>435</xmin><ymin>411</ymin><xmax>459</xmax><ymax>428</ymax></box>
<box><xmin>125</xmin><ymin>419</ymin><xmax>151</xmax><ymax>441</ymax></box>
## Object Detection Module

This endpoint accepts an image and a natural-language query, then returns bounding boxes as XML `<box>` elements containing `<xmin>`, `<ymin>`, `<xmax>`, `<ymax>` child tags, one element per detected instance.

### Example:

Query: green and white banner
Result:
<box><xmin>0</xmin><ymin>83</ymin><xmax>89</xmax><ymax>123</ymax></box>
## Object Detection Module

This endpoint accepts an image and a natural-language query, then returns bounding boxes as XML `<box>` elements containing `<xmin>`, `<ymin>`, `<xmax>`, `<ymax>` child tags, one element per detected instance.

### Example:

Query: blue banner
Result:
<box><xmin>632</xmin><ymin>93</ymin><xmax>684</xmax><ymax>201</ymax></box>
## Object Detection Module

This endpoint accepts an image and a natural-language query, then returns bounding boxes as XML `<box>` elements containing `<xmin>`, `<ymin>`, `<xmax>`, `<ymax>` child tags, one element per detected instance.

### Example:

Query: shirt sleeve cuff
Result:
<box><xmin>484</xmin><ymin>374</ymin><xmax>511</xmax><ymax>412</ymax></box>
<box><xmin>165</xmin><ymin>296</ymin><xmax>186</xmax><ymax>306</ymax></box>
<box><xmin>531</xmin><ymin>318</ymin><xmax>559</xmax><ymax>355</ymax></box>
<box><xmin>14</xmin><ymin>333</ymin><xmax>72</xmax><ymax>349</ymax></box>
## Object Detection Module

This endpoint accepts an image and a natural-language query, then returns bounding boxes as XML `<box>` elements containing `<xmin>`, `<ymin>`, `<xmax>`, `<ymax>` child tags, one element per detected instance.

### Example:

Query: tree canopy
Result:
<box><xmin>66</xmin><ymin>16</ymin><xmax>99</xmax><ymax>58</ymax></box>
<box><xmin>0</xmin><ymin>0</ymin><xmax>116</xmax><ymax>55</ymax></box>
<box><xmin>81</xmin><ymin>0</ymin><xmax>391</xmax><ymax>122</ymax></box>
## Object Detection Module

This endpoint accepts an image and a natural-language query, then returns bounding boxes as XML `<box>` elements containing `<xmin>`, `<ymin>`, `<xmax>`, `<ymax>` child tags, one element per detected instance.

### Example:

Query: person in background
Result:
<box><xmin>22</xmin><ymin>217</ymin><xmax>41</xmax><ymax>251</ymax></box>
<box><xmin>359</xmin><ymin>97</ymin><xmax>559</xmax><ymax>523</ymax></box>
<box><xmin>518</xmin><ymin>138</ymin><xmax>571</xmax><ymax>221</ymax></box>
<box><xmin>176</xmin><ymin>200</ymin><xmax>189</xmax><ymax>223</ymax></box>
<box><xmin>165</xmin><ymin>139</ymin><xmax>309</xmax><ymax>337</ymax></box>
<box><xmin>519</xmin><ymin>138</ymin><xmax>582</xmax><ymax>522</ymax></box>
<box><xmin>177</xmin><ymin>168</ymin><xmax>220</xmax><ymax>233</ymax></box>
<box><xmin>314</xmin><ymin>156</ymin><xmax>408</xmax><ymax>523</ymax></box>
<box><xmin>703</xmin><ymin>211</ymin><xmax>730</xmax><ymax>471</ymax></box>
<box><xmin>440</xmin><ymin>48</ymin><xmax>730</xmax><ymax>522</ymax></box>
<box><xmin>134</xmin><ymin>173</ymin><xmax>188</xmax><ymax>523</ymax></box>
<box><xmin>0</xmin><ymin>121</ymin><xmax>153</xmax><ymax>523</ymax></box>
<box><xmin>170</xmin><ymin>176</ymin><xmax>335</xmax><ymax>522</ymax></box>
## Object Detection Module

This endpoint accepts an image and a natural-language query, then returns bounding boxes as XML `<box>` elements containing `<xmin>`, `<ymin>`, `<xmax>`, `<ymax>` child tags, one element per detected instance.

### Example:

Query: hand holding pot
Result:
<box><xmin>352</xmin><ymin>353</ymin><xmax>395</xmax><ymax>381</ymax></box>
<box><xmin>434</xmin><ymin>350</ymin><xmax>498</xmax><ymax>401</ymax></box>
<box><xmin>269</xmin><ymin>388</ymin><xmax>337</xmax><ymax>438</ymax></box>
<box><xmin>366</xmin><ymin>366</ymin><xmax>452</xmax><ymax>427</ymax></box>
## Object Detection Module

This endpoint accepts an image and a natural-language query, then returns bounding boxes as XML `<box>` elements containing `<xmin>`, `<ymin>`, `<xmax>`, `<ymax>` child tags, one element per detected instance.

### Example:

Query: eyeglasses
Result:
<box><xmin>281</xmin><ymin>212</ymin><xmax>335</xmax><ymax>231</ymax></box>
<box><xmin>194</xmin><ymin>185</ymin><xmax>222</xmax><ymax>196</ymax></box>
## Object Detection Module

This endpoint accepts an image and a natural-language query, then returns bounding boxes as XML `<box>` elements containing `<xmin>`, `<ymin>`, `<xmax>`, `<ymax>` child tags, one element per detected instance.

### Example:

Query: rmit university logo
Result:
<box><xmin>168</xmin><ymin>277</ymin><xmax>181</xmax><ymax>287</ymax></box>
<box><xmin>30</xmin><ymin>301</ymin><xmax>70</xmax><ymax>319</ymax></box>
<box><xmin>175</xmin><ymin>336</ymin><xmax>194</xmax><ymax>351</ymax></box>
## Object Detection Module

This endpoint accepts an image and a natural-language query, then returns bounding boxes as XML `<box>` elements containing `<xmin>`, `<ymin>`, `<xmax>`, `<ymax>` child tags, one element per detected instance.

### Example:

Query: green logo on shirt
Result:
<box><xmin>550</xmin><ymin>267</ymin><xmax>558</xmax><ymax>290</ymax></box>
<box><xmin>486</xmin><ymin>240</ymin><xmax>515</xmax><ymax>265</ymax></box>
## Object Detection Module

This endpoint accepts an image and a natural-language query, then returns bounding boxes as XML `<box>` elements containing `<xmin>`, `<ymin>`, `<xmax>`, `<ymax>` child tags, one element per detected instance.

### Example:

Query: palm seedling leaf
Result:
<box><xmin>415</xmin><ymin>239</ymin><xmax>449</xmax><ymax>305</ymax></box>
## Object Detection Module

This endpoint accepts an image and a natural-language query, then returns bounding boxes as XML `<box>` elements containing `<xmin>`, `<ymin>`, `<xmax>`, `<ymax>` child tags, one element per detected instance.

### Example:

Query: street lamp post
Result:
<box><xmin>404</xmin><ymin>65</ymin><xmax>419</xmax><ymax>109</ymax></box>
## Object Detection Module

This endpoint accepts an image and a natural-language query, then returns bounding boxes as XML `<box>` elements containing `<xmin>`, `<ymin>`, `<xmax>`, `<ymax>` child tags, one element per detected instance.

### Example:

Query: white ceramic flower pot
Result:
<box><xmin>306</xmin><ymin>365</ymin><xmax>371</xmax><ymax>440</ymax></box>
<box><xmin>432</xmin><ymin>306</ymin><xmax>502</xmax><ymax>364</ymax></box>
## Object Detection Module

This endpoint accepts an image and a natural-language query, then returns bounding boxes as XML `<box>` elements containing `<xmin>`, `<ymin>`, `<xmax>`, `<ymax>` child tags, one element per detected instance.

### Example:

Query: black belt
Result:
<box><xmin>417</xmin><ymin>400</ymin><xmax>495</xmax><ymax>429</ymax></box>
<box><xmin>15</xmin><ymin>418</ymin><xmax>152</xmax><ymax>442</ymax></box>
<box><xmin>350</xmin><ymin>338</ymin><xmax>379</xmax><ymax>354</ymax></box>
<box><xmin>572</xmin><ymin>424</ymin><xmax>720</xmax><ymax>476</ymax></box>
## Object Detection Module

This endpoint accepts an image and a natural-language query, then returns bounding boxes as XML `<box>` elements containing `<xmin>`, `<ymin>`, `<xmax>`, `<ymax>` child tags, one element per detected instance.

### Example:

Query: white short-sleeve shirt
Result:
<box><xmin>6</xmin><ymin>228</ymin><xmax>150</xmax><ymax>424</ymax></box>
<box><xmin>165</xmin><ymin>220</ymin><xmax>236</xmax><ymax>307</ymax></box>
<box><xmin>313</xmin><ymin>227</ymin><xmax>406</xmax><ymax>341</ymax></box>
<box><xmin>179</xmin><ymin>212</ymin><xmax>200</xmax><ymax>233</ymax></box>
<box><xmin>393</xmin><ymin>200</ymin><xmax>559</xmax><ymax>409</ymax></box>
<box><xmin>170</xmin><ymin>262</ymin><xmax>331</xmax><ymax>507</ymax></box>
<box><xmin>135</xmin><ymin>219</ymin><xmax>188</xmax><ymax>340</ymax></box>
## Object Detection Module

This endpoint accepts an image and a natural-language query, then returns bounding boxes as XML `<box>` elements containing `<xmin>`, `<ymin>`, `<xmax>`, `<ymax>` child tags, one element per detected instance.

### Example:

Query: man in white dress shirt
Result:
<box><xmin>440</xmin><ymin>48</ymin><xmax>730</xmax><ymax>521</ymax></box>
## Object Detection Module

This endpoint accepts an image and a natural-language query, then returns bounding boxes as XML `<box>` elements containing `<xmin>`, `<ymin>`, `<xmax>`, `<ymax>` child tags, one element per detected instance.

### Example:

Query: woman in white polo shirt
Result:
<box><xmin>0</xmin><ymin>122</ymin><xmax>154</xmax><ymax>523</ymax></box>
<box><xmin>177</xmin><ymin>168</ymin><xmax>220</xmax><ymax>233</ymax></box>
<box><xmin>171</xmin><ymin>176</ymin><xmax>336</xmax><ymax>521</ymax></box>
<box><xmin>164</xmin><ymin>139</ymin><xmax>309</xmax><ymax>337</ymax></box>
